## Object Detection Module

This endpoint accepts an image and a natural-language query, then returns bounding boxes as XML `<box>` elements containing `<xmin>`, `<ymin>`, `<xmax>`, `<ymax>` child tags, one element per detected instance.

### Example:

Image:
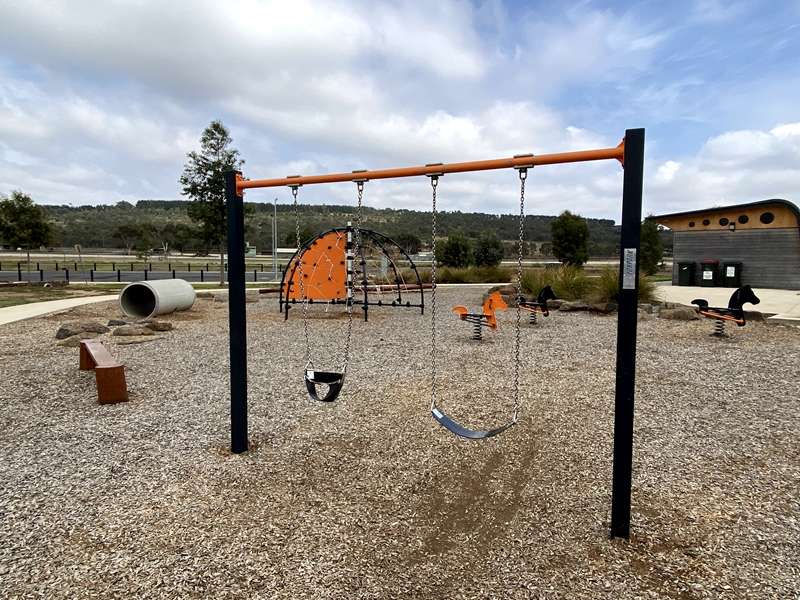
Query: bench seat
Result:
<box><xmin>79</xmin><ymin>340</ymin><xmax>128</xmax><ymax>404</ymax></box>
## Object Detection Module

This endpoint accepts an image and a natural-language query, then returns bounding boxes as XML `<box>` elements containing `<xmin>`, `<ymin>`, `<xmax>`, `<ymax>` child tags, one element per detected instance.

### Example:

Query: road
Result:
<box><xmin>0</xmin><ymin>269</ymin><xmax>282</xmax><ymax>284</ymax></box>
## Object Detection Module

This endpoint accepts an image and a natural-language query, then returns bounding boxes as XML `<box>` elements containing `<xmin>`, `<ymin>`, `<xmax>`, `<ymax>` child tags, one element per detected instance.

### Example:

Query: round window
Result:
<box><xmin>760</xmin><ymin>211</ymin><xmax>775</xmax><ymax>224</ymax></box>
<box><xmin>688</xmin><ymin>221</ymin><xmax>695</xmax><ymax>227</ymax></box>
<box><xmin>702</xmin><ymin>219</ymin><xmax>710</xmax><ymax>226</ymax></box>
<box><xmin>719</xmin><ymin>217</ymin><xmax>729</xmax><ymax>226</ymax></box>
<box><xmin>738</xmin><ymin>215</ymin><xmax>749</xmax><ymax>224</ymax></box>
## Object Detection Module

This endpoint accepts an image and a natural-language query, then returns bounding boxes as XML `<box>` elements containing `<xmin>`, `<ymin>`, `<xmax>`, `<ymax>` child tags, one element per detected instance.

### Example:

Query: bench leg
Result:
<box><xmin>95</xmin><ymin>366</ymin><xmax>128</xmax><ymax>404</ymax></box>
<box><xmin>79</xmin><ymin>344</ymin><xmax>94</xmax><ymax>370</ymax></box>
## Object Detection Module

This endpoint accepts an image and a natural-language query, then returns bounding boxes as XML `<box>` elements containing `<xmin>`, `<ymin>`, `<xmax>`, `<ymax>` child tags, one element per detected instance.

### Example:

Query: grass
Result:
<box><xmin>404</xmin><ymin>266</ymin><xmax>513</xmax><ymax>284</ymax></box>
<box><xmin>521</xmin><ymin>265</ymin><xmax>658</xmax><ymax>303</ymax></box>
<box><xmin>0</xmin><ymin>282</ymin><xmax>278</xmax><ymax>309</ymax></box>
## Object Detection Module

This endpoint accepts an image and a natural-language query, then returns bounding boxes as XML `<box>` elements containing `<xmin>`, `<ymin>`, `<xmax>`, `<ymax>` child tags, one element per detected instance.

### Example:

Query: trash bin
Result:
<box><xmin>723</xmin><ymin>262</ymin><xmax>742</xmax><ymax>287</ymax></box>
<box><xmin>677</xmin><ymin>262</ymin><xmax>695</xmax><ymax>286</ymax></box>
<box><xmin>700</xmin><ymin>260</ymin><xmax>719</xmax><ymax>287</ymax></box>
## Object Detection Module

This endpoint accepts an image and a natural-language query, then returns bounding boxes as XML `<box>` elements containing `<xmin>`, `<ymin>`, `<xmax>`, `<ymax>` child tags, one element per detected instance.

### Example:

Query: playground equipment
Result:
<box><xmin>519</xmin><ymin>285</ymin><xmax>557</xmax><ymax>325</ymax></box>
<box><xmin>119</xmin><ymin>279</ymin><xmax>196</xmax><ymax>320</ymax></box>
<box><xmin>691</xmin><ymin>285</ymin><xmax>761</xmax><ymax>336</ymax></box>
<box><xmin>224</xmin><ymin>128</ymin><xmax>645</xmax><ymax>539</ymax></box>
<box><xmin>279</xmin><ymin>225</ymin><xmax>424</xmax><ymax>321</ymax></box>
<box><xmin>452</xmin><ymin>291</ymin><xmax>508</xmax><ymax>340</ymax></box>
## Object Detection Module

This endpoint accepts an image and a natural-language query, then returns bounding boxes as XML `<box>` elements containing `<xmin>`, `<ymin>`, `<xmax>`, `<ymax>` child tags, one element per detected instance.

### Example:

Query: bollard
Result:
<box><xmin>200</xmin><ymin>270</ymin><xmax>204</xmax><ymax>283</ymax></box>
<box><xmin>90</xmin><ymin>269</ymin><xmax>94</xmax><ymax>282</ymax></box>
<box><xmin>144</xmin><ymin>270</ymin><xmax>148</xmax><ymax>281</ymax></box>
<box><xmin>187</xmin><ymin>263</ymin><xmax>191</xmax><ymax>272</ymax></box>
<box><xmin>254</xmin><ymin>269</ymin><xmax>257</xmax><ymax>282</ymax></box>
<box><xmin>65</xmin><ymin>269</ymin><xmax>70</xmax><ymax>283</ymax></box>
<box><xmin>17</xmin><ymin>264</ymin><xmax>22</xmax><ymax>280</ymax></box>
<box><xmin>74</xmin><ymin>262</ymin><xmax>78</xmax><ymax>270</ymax></box>
<box><xmin>149</xmin><ymin>262</ymin><xmax>152</xmax><ymax>271</ymax></box>
<box><xmin>117</xmin><ymin>269</ymin><xmax>121</xmax><ymax>283</ymax></box>
<box><xmin>112</xmin><ymin>262</ymin><xmax>115</xmax><ymax>271</ymax></box>
<box><xmin>172</xmin><ymin>269</ymin><xmax>176</xmax><ymax>279</ymax></box>
<box><xmin>40</xmin><ymin>269</ymin><xmax>44</xmax><ymax>282</ymax></box>
<box><xmin>93</xmin><ymin>262</ymin><xmax>97</xmax><ymax>270</ymax></box>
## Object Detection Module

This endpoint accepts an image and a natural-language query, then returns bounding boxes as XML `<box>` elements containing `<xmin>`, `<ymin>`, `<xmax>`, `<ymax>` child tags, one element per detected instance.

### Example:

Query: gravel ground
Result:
<box><xmin>0</xmin><ymin>287</ymin><xmax>798</xmax><ymax>599</ymax></box>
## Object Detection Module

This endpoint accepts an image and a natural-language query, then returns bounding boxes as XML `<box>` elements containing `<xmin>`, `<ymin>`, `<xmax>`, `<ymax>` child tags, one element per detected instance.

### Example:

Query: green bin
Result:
<box><xmin>723</xmin><ymin>262</ymin><xmax>742</xmax><ymax>287</ymax></box>
<box><xmin>700</xmin><ymin>260</ymin><xmax>718</xmax><ymax>287</ymax></box>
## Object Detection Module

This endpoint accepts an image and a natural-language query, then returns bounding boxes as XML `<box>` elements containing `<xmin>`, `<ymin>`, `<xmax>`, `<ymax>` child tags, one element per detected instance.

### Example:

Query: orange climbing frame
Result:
<box><xmin>235</xmin><ymin>142</ymin><xmax>624</xmax><ymax>194</ymax></box>
<box><xmin>284</xmin><ymin>230</ymin><xmax>348</xmax><ymax>301</ymax></box>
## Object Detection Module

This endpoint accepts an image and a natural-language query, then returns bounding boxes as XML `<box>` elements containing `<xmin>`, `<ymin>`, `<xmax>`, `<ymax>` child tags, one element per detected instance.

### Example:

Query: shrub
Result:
<box><xmin>521</xmin><ymin>265</ymin><xmax>591</xmax><ymax>300</ymax></box>
<box><xmin>590</xmin><ymin>267</ymin><xmax>658</xmax><ymax>304</ymax></box>
<box><xmin>405</xmin><ymin>266</ymin><xmax>511</xmax><ymax>284</ymax></box>
<box><xmin>640</xmin><ymin>218</ymin><xmax>664</xmax><ymax>275</ymax></box>
<box><xmin>473</xmin><ymin>235</ymin><xmax>504</xmax><ymax>267</ymax></box>
<box><xmin>551</xmin><ymin>210</ymin><xmax>589</xmax><ymax>266</ymax></box>
<box><xmin>437</xmin><ymin>233</ymin><xmax>472</xmax><ymax>267</ymax></box>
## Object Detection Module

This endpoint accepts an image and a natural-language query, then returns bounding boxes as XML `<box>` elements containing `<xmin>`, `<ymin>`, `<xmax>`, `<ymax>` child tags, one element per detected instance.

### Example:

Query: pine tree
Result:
<box><xmin>180</xmin><ymin>121</ymin><xmax>243</xmax><ymax>285</ymax></box>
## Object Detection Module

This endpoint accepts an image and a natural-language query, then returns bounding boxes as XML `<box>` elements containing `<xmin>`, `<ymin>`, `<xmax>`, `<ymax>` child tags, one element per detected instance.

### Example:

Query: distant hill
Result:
<box><xmin>41</xmin><ymin>199</ymin><xmax>647</xmax><ymax>256</ymax></box>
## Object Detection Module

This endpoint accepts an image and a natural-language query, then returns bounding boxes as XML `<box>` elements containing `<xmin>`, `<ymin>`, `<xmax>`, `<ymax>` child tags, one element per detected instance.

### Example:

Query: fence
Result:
<box><xmin>0</xmin><ymin>261</ymin><xmax>283</xmax><ymax>284</ymax></box>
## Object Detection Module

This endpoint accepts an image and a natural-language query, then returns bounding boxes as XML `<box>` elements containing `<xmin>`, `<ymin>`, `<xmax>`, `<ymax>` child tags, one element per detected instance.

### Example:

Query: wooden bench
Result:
<box><xmin>79</xmin><ymin>340</ymin><xmax>128</xmax><ymax>404</ymax></box>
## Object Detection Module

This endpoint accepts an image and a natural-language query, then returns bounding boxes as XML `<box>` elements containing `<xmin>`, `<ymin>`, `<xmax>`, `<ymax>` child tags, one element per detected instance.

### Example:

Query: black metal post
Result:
<box><xmin>610</xmin><ymin>128</ymin><xmax>645</xmax><ymax>539</ymax></box>
<box><xmin>112</xmin><ymin>262</ymin><xmax>115</xmax><ymax>271</ymax></box>
<box><xmin>117</xmin><ymin>269</ymin><xmax>121</xmax><ymax>282</ymax></box>
<box><xmin>149</xmin><ymin>262</ymin><xmax>152</xmax><ymax>271</ymax></box>
<box><xmin>90</xmin><ymin>269</ymin><xmax>94</xmax><ymax>282</ymax></box>
<box><xmin>93</xmin><ymin>262</ymin><xmax>97</xmax><ymax>270</ymax></box>
<box><xmin>130</xmin><ymin>263</ymin><xmax>134</xmax><ymax>271</ymax></box>
<box><xmin>226</xmin><ymin>170</ymin><xmax>248</xmax><ymax>454</ymax></box>
<box><xmin>200</xmin><ymin>269</ymin><xmax>204</xmax><ymax>283</ymax></box>
<box><xmin>253</xmin><ymin>269</ymin><xmax>257</xmax><ymax>282</ymax></box>
<box><xmin>65</xmin><ymin>269</ymin><xmax>69</xmax><ymax>283</ymax></box>
<box><xmin>17</xmin><ymin>264</ymin><xmax>22</xmax><ymax>280</ymax></box>
<box><xmin>188</xmin><ymin>263</ymin><xmax>191</xmax><ymax>272</ymax></box>
<box><xmin>39</xmin><ymin>269</ymin><xmax>44</xmax><ymax>282</ymax></box>
<box><xmin>172</xmin><ymin>269</ymin><xmax>176</xmax><ymax>279</ymax></box>
<box><xmin>144</xmin><ymin>270</ymin><xmax>148</xmax><ymax>281</ymax></box>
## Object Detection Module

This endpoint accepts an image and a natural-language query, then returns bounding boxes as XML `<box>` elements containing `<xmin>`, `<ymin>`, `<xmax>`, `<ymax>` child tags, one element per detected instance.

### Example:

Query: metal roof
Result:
<box><xmin>652</xmin><ymin>198</ymin><xmax>800</xmax><ymax>224</ymax></box>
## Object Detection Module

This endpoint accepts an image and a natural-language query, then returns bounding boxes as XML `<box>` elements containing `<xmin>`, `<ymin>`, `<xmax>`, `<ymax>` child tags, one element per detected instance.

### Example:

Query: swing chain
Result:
<box><xmin>291</xmin><ymin>184</ymin><xmax>311</xmax><ymax>367</ymax></box>
<box><xmin>429</xmin><ymin>175</ymin><xmax>439</xmax><ymax>411</ymax></box>
<box><xmin>342</xmin><ymin>179</ymin><xmax>365</xmax><ymax>373</ymax></box>
<box><xmin>512</xmin><ymin>167</ymin><xmax>528</xmax><ymax>421</ymax></box>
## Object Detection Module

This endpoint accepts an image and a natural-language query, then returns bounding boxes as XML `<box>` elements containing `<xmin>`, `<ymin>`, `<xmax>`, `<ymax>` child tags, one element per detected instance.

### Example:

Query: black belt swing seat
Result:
<box><xmin>426</xmin><ymin>160</ymin><xmax>531</xmax><ymax>440</ymax></box>
<box><xmin>305</xmin><ymin>368</ymin><xmax>345</xmax><ymax>403</ymax></box>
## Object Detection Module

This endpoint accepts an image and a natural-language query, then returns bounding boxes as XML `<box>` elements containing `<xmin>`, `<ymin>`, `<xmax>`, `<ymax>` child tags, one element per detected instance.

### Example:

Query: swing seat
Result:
<box><xmin>305</xmin><ymin>369</ymin><xmax>345</xmax><ymax>403</ymax></box>
<box><xmin>431</xmin><ymin>407</ymin><xmax>515</xmax><ymax>440</ymax></box>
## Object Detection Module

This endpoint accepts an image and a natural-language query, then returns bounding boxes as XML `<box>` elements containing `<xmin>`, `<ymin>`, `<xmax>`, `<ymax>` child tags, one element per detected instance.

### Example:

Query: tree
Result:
<box><xmin>394</xmin><ymin>232</ymin><xmax>421</xmax><ymax>255</ymax></box>
<box><xmin>551</xmin><ymin>210</ymin><xmax>589</xmax><ymax>266</ymax></box>
<box><xmin>284</xmin><ymin>226</ymin><xmax>316</xmax><ymax>248</ymax></box>
<box><xmin>0</xmin><ymin>191</ymin><xmax>52</xmax><ymax>267</ymax></box>
<box><xmin>437</xmin><ymin>233</ymin><xmax>472</xmax><ymax>267</ymax></box>
<box><xmin>113</xmin><ymin>223</ymin><xmax>142</xmax><ymax>255</ymax></box>
<box><xmin>473</xmin><ymin>234</ymin><xmax>504</xmax><ymax>267</ymax></box>
<box><xmin>640</xmin><ymin>217</ymin><xmax>664</xmax><ymax>275</ymax></box>
<box><xmin>180</xmin><ymin>120</ymin><xmax>243</xmax><ymax>284</ymax></box>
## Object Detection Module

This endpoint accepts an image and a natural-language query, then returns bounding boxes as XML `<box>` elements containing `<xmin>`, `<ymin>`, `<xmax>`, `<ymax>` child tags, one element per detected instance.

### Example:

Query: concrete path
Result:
<box><xmin>656</xmin><ymin>284</ymin><xmax>800</xmax><ymax>324</ymax></box>
<box><xmin>0</xmin><ymin>295</ymin><xmax>118</xmax><ymax>327</ymax></box>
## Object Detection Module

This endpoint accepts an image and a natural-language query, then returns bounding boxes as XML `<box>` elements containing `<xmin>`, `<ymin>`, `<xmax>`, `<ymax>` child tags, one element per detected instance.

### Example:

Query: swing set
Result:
<box><xmin>224</xmin><ymin>128</ymin><xmax>645</xmax><ymax>539</ymax></box>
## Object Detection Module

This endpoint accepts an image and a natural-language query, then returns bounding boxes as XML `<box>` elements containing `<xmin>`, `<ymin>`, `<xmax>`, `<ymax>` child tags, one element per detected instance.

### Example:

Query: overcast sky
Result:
<box><xmin>1</xmin><ymin>0</ymin><xmax>799</xmax><ymax>220</ymax></box>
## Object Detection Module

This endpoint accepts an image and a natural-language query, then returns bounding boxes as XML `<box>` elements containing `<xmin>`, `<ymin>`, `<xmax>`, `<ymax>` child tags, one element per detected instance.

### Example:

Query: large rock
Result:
<box><xmin>546</xmin><ymin>299</ymin><xmax>563</xmax><ymax>309</ymax></box>
<box><xmin>55</xmin><ymin>321</ymin><xmax>109</xmax><ymax>339</ymax></box>
<box><xmin>57</xmin><ymin>332</ymin><xmax>101</xmax><ymax>347</ymax></box>
<box><xmin>112</xmin><ymin>325</ymin><xmax>155</xmax><ymax>336</ymax></box>
<box><xmin>79</xmin><ymin>321</ymin><xmax>110</xmax><ymax>334</ymax></box>
<box><xmin>659</xmin><ymin>307</ymin><xmax>700</xmax><ymax>321</ymax></box>
<box><xmin>145</xmin><ymin>320</ymin><xmax>173</xmax><ymax>332</ymax></box>
<box><xmin>115</xmin><ymin>335</ymin><xmax>164</xmax><ymax>345</ymax></box>
<box><xmin>107</xmin><ymin>319</ymin><xmax>128</xmax><ymax>326</ymax></box>
<box><xmin>589</xmin><ymin>302</ymin><xmax>617</xmax><ymax>314</ymax></box>
<box><xmin>638</xmin><ymin>303</ymin><xmax>654</xmax><ymax>314</ymax></box>
<box><xmin>559</xmin><ymin>300</ymin><xmax>590</xmax><ymax>312</ymax></box>
<box><xmin>196</xmin><ymin>291</ymin><xmax>215</xmax><ymax>299</ymax></box>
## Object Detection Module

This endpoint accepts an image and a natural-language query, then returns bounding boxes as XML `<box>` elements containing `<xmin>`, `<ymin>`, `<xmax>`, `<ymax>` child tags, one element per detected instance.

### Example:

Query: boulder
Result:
<box><xmin>115</xmin><ymin>335</ymin><xmax>164</xmax><ymax>345</ymax></box>
<box><xmin>55</xmin><ymin>321</ymin><xmax>108</xmax><ymax>339</ymax></box>
<box><xmin>589</xmin><ymin>302</ymin><xmax>617</xmax><ymax>314</ymax></box>
<box><xmin>79</xmin><ymin>321</ymin><xmax>110</xmax><ymax>334</ymax></box>
<box><xmin>196</xmin><ymin>291</ymin><xmax>215</xmax><ymax>299</ymax></box>
<box><xmin>145</xmin><ymin>320</ymin><xmax>173</xmax><ymax>332</ymax></box>
<box><xmin>57</xmin><ymin>331</ymin><xmax>100</xmax><ymax>347</ymax></box>
<box><xmin>638</xmin><ymin>303</ymin><xmax>654</xmax><ymax>314</ymax></box>
<box><xmin>546</xmin><ymin>299</ymin><xmax>563</xmax><ymax>310</ymax></box>
<box><xmin>107</xmin><ymin>319</ymin><xmax>128</xmax><ymax>326</ymax></box>
<box><xmin>559</xmin><ymin>301</ymin><xmax>590</xmax><ymax>312</ymax></box>
<box><xmin>659</xmin><ymin>307</ymin><xmax>700</xmax><ymax>321</ymax></box>
<box><xmin>112</xmin><ymin>325</ymin><xmax>155</xmax><ymax>336</ymax></box>
<box><xmin>55</xmin><ymin>324</ymin><xmax>83</xmax><ymax>340</ymax></box>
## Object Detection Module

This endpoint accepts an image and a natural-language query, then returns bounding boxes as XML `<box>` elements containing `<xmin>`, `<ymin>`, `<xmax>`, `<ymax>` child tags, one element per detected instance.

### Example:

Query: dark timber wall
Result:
<box><xmin>671</xmin><ymin>229</ymin><xmax>800</xmax><ymax>289</ymax></box>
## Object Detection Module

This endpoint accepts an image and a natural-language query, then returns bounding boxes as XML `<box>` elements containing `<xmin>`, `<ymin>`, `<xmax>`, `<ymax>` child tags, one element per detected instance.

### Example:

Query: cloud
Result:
<box><xmin>647</xmin><ymin>122</ymin><xmax>800</xmax><ymax>214</ymax></box>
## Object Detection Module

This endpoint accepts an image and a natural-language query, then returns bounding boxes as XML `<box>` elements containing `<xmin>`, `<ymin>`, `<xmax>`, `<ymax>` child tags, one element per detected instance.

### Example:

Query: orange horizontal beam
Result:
<box><xmin>236</xmin><ymin>140</ymin><xmax>625</xmax><ymax>194</ymax></box>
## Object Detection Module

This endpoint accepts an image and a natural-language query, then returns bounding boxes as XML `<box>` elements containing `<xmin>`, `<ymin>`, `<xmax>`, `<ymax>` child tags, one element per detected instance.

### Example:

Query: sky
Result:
<box><xmin>0</xmin><ymin>0</ymin><xmax>799</xmax><ymax>221</ymax></box>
